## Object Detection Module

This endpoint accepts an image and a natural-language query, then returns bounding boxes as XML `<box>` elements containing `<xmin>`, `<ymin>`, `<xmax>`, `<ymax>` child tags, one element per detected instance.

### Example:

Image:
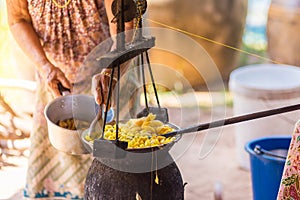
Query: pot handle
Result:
<box><xmin>58</xmin><ymin>82</ymin><xmax>71</xmax><ymax>96</ymax></box>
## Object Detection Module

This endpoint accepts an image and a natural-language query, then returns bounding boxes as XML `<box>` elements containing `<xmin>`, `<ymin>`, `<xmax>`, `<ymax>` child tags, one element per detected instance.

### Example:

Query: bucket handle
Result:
<box><xmin>254</xmin><ymin>145</ymin><xmax>287</xmax><ymax>160</ymax></box>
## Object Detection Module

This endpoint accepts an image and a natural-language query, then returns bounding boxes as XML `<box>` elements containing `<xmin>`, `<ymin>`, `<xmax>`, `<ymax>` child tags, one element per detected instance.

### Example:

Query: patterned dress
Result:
<box><xmin>277</xmin><ymin>121</ymin><xmax>300</xmax><ymax>200</ymax></box>
<box><xmin>25</xmin><ymin>0</ymin><xmax>111</xmax><ymax>199</ymax></box>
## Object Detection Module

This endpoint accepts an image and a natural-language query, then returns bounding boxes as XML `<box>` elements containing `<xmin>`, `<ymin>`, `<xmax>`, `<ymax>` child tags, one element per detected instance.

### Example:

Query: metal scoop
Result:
<box><xmin>87</xmin><ymin>106</ymin><xmax>104</xmax><ymax>140</ymax></box>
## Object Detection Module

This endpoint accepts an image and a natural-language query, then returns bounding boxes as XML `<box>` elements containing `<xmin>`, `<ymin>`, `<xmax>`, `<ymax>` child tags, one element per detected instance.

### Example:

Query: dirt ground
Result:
<box><xmin>170</xmin><ymin>107</ymin><xmax>252</xmax><ymax>200</ymax></box>
<box><xmin>0</xmin><ymin>96</ymin><xmax>253</xmax><ymax>200</ymax></box>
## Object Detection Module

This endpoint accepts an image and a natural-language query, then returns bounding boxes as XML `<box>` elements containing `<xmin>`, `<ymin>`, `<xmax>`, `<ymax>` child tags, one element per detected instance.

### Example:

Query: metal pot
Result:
<box><xmin>81</xmin><ymin>122</ymin><xmax>181</xmax><ymax>154</ymax></box>
<box><xmin>44</xmin><ymin>94</ymin><xmax>98</xmax><ymax>155</ymax></box>
<box><xmin>81</xmin><ymin>121</ymin><xmax>181</xmax><ymax>173</ymax></box>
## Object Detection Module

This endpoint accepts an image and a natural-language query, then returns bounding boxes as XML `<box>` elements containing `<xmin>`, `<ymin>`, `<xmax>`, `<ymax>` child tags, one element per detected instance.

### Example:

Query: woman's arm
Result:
<box><xmin>93</xmin><ymin>0</ymin><xmax>134</xmax><ymax>106</ymax></box>
<box><xmin>6</xmin><ymin>0</ymin><xmax>71</xmax><ymax>97</ymax></box>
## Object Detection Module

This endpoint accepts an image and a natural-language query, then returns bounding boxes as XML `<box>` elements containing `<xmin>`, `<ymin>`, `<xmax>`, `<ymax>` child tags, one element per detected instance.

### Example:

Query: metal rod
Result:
<box><xmin>140</xmin><ymin>53</ymin><xmax>149</xmax><ymax>109</ymax></box>
<box><xmin>145</xmin><ymin>51</ymin><xmax>161</xmax><ymax>109</ymax></box>
<box><xmin>115</xmin><ymin>65</ymin><xmax>121</xmax><ymax>142</ymax></box>
<box><xmin>116</xmin><ymin>0</ymin><xmax>125</xmax><ymax>51</ymax></box>
<box><xmin>164</xmin><ymin>103</ymin><xmax>300</xmax><ymax>137</ymax></box>
<box><xmin>137</xmin><ymin>8</ymin><xmax>143</xmax><ymax>41</ymax></box>
<box><xmin>102</xmin><ymin>67</ymin><xmax>115</xmax><ymax>133</ymax></box>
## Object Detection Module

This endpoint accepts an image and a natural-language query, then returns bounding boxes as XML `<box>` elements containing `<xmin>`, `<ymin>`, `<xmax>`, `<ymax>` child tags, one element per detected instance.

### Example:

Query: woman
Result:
<box><xmin>6</xmin><ymin>0</ymin><xmax>134</xmax><ymax>198</ymax></box>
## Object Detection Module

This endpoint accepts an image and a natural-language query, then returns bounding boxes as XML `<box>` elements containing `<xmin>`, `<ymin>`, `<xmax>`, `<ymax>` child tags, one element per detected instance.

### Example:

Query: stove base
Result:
<box><xmin>84</xmin><ymin>157</ymin><xmax>184</xmax><ymax>200</ymax></box>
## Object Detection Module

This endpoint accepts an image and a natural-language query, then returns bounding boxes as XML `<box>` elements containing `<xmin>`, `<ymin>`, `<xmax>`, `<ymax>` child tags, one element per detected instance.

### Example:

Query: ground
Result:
<box><xmin>172</xmin><ymin>107</ymin><xmax>252</xmax><ymax>200</ymax></box>
<box><xmin>0</xmin><ymin>93</ymin><xmax>253</xmax><ymax>200</ymax></box>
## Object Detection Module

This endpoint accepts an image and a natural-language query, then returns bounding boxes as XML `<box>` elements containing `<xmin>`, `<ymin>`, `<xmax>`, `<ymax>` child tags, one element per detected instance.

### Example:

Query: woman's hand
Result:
<box><xmin>92</xmin><ymin>69</ymin><xmax>117</xmax><ymax>108</ymax></box>
<box><xmin>6</xmin><ymin>0</ymin><xmax>71</xmax><ymax>98</ymax></box>
<box><xmin>42</xmin><ymin>63</ymin><xmax>72</xmax><ymax>97</ymax></box>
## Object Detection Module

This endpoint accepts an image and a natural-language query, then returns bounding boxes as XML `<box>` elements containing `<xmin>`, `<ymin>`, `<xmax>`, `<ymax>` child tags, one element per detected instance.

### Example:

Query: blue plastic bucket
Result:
<box><xmin>245</xmin><ymin>136</ymin><xmax>291</xmax><ymax>200</ymax></box>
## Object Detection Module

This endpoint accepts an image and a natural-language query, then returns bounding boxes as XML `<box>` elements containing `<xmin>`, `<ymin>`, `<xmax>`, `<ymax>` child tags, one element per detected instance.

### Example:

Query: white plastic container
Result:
<box><xmin>229</xmin><ymin>63</ymin><xmax>300</xmax><ymax>170</ymax></box>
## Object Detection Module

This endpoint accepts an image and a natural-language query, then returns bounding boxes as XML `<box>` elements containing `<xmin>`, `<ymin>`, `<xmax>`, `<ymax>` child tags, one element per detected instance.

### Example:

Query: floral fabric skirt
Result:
<box><xmin>278</xmin><ymin>121</ymin><xmax>300</xmax><ymax>200</ymax></box>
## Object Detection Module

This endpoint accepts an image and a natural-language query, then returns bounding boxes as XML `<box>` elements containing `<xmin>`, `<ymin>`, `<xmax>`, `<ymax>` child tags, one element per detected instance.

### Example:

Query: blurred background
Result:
<box><xmin>1</xmin><ymin>0</ymin><xmax>300</xmax><ymax>199</ymax></box>
<box><xmin>0</xmin><ymin>0</ymin><xmax>272</xmax><ymax>91</ymax></box>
